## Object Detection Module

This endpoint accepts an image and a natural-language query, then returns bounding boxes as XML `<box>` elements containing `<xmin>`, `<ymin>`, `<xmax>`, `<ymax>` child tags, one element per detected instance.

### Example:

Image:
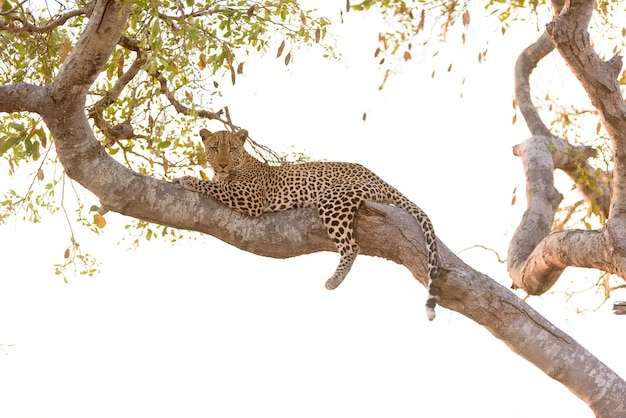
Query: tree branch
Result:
<box><xmin>513</xmin><ymin>227</ymin><xmax>624</xmax><ymax>294</ymax></box>
<box><xmin>508</xmin><ymin>135</ymin><xmax>563</xmax><ymax>288</ymax></box>
<box><xmin>547</xmin><ymin>0</ymin><xmax>626</xmax><ymax>220</ymax></box>
<box><xmin>508</xmin><ymin>0</ymin><xmax>614</xmax><ymax>295</ymax></box>
<box><xmin>0</xmin><ymin>7</ymin><xmax>87</xmax><ymax>33</ymax></box>
<box><xmin>512</xmin><ymin>0</ymin><xmax>609</xmax><ymax>214</ymax></box>
<box><xmin>150</xmin><ymin>70</ymin><xmax>225</xmax><ymax>121</ymax></box>
<box><xmin>50</xmin><ymin>0</ymin><xmax>132</xmax><ymax>102</ymax></box>
<box><xmin>88</xmin><ymin>54</ymin><xmax>146</xmax><ymax>141</ymax></box>
<box><xmin>0</xmin><ymin>82</ymin><xmax>48</xmax><ymax>113</ymax></box>
<box><xmin>508</xmin><ymin>134</ymin><xmax>618</xmax><ymax>293</ymax></box>
<box><xmin>514</xmin><ymin>31</ymin><xmax>554</xmax><ymax>137</ymax></box>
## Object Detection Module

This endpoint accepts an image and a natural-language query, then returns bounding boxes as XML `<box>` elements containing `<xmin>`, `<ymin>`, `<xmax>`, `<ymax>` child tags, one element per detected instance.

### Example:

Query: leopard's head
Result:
<box><xmin>199</xmin><ymin>129</ymin><xmax>248</xmax><ymax>179</ymax></box>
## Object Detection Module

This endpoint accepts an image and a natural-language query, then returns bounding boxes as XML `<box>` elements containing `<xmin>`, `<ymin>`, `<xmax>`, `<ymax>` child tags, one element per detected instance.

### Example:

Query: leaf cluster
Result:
<box><xmin>0</xmin><ymin>0</ymin><xmax>331</xmax><ymax>275</ymax></box>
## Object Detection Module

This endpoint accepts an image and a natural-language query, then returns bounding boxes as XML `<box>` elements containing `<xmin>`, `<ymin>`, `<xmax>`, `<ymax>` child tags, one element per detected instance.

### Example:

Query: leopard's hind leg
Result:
<box><xmin>316</xmin><ymin>186</ymin><xmax>367</xmax><ymax>290</ymax></box>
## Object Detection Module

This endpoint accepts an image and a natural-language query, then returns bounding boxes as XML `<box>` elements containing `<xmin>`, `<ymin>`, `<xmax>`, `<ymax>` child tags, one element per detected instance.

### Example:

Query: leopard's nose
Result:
<box><xmin>218</xmin><ymin>163</ymin><xmax>228</xmax><ymax>169</ymax></box>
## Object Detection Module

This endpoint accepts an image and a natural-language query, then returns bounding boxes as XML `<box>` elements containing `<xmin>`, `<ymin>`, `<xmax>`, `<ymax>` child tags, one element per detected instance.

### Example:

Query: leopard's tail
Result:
<box><xmin>389</xmin><ymin>190</ymin><xmax>440</xmax><ymax>321</ymax></box>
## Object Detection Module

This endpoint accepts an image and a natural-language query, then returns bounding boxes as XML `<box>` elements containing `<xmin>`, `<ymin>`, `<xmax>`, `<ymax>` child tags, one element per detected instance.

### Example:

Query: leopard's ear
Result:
<box><xmin>235</xmin><ymin>129</ymin><xmax>248</xmax><ymax>144</ymax></box>
<box><xmin>233</xmin><ymin>129</ymin><xmax>248</xmax><ymax>144</ymax></box>
<box><xmin>199</xmin><ymin>128</ymin><xmax>212</xmax><ymax>140</ymax></box>
<box><xmin>199</xmin><ymin>129</ymin><xmax>213</xmax><ymax>146</ymax></box>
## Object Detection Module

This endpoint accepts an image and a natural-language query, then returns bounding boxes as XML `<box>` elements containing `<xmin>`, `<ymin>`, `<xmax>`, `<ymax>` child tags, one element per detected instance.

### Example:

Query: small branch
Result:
<box><xmin>150</xmin><ymin>70</ymin><xmax>225</xmax><ymax>121</ymax></box>
<box><xmin>552</xmin><ymin>200</ymin><xmax>584</xmax><ymax>230</ymax></box>
<box><xmin>220</xmin><ymin>107</ymin><xmax>288</xmax><ymax>165</ymax></box>
<box><xmin>0</xmin><ymin>8</ymin><xmax>86</xmax><ymax>33</ymax></box>
<box><xmin>157</xmin><ymin>7</ymin><xmax>222</xmax><ymax>21</ymax></box>
<box><xmin>118</xmin><ymin>35</ymin><xmax>141</xmax><ymax>52</ymax></box>
<box><xmin>548</xmin><ymin>137</ymin><xmax>610</xmax><ymax>220</ymax></box>
<box><xmin>92</xmin><ymin>56</ymin><xmax>146</xmax><ymax>110</ymax></box>
<box><xmin>457</xmin><ymin>244</ymin><xmax>506</xmax><ymax>264</ymax></box>
<box><xmin>88</xmin><ymin>54</ymin><xmax>146</xmax><ymax>141</ymax></box>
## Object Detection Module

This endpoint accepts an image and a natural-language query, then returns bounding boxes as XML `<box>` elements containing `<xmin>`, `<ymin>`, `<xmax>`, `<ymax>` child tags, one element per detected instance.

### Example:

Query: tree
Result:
<box><xmin>1</xmin><ymin>0</ymin><xmax>625</xmax><ymax>416</ymax></box>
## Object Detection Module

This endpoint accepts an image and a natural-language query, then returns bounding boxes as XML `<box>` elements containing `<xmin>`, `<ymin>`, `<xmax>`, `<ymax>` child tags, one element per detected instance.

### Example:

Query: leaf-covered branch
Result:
<box><xmin>151</xmin><ymin>69</ymin><xmax>225</xmax><ymax>122</ymax></box>
<box><xmin>89</xmin><ymin>54</ymin><xmax>146</xmax><ymax>141</ymax></box>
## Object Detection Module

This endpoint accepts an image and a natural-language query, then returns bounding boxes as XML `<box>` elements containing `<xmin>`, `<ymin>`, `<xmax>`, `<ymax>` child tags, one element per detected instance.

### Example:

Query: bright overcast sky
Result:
<box><xmin>1</xmin><ymin>2</ymin><xmax>624</xmax><ymax>418</ymax></box>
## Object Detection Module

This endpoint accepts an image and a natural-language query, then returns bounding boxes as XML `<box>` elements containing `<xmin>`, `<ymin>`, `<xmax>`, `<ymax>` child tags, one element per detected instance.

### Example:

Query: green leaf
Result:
<box><xmin>9</xmin><ymin>122</ymin><xmax>24</xmax><ymax>131</ymax></box>
<box><xmin>31</xmin><ymin>140</ymin><xmax>41</xmax><ymax>160</ymax></box>
<box><xmin>157</xmin><ymin>140</ymin><xmax>171</xmax><ymax>149</ymax></box>
<box><xmin>0</xmin><ymin>135</ymin><xmax>21</xmax><ymax>156</ymax></box>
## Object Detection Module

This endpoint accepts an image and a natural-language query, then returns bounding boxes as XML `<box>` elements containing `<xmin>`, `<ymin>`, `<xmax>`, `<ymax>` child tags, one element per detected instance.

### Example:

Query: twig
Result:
<box><xmin>0</xmin><ymin>8</ymin><xmax>86</xmax><ymax>33</ymax></box>
<box><xmin>458</xmin><ymin>244</ymin><xmax>507</xmax><ymax>263</ymax></box>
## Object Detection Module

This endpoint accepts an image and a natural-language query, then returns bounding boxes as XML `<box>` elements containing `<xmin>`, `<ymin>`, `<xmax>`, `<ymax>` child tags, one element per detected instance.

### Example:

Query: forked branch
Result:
<box><xmin>547</xmin><ymin>0</ymin><xmax>626</xmax><ymax>220</ymax></box>
<box><xmin>508</xmin><ymin>0</ymin><xmax>617</xmax><ymax>294</ymax></box>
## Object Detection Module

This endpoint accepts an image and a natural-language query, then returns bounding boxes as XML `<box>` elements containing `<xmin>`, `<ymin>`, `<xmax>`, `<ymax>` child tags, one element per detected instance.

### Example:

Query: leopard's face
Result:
<box><xmin>200</xmin><ymin>129</ymin><xmax>248</xmax><ymax>179</ymax></box>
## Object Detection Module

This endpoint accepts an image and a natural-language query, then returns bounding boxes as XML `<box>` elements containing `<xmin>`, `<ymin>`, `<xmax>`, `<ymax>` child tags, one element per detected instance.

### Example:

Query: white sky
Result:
<box><xmin>1</xmin><ymin>3</ymin><xmax>625</xmax><ymax>418</ymax></box>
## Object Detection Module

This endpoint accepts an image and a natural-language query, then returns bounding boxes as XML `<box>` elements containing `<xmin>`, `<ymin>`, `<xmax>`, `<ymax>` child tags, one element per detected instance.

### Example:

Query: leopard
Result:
<box><xmin>174</xmin><ymin>129</ymin><xmax>441</xmax><ymax>320</ymax></box>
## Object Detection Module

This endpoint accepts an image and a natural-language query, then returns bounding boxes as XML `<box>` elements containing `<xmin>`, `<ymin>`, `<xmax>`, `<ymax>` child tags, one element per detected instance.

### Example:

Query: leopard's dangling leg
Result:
<box><xmin>325</xmin><ymin>242</ymin><xmax>360</xmax><ymax>290</ymax></box>
<box><xmin>317</xmin><ymin>190</ymin><xmax>363</xmax><ymax>290</ymax></box>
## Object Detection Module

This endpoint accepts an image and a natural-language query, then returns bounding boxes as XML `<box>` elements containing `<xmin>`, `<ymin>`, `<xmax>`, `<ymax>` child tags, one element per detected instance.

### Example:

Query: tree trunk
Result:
<box><xmin>0</xmin><ymin>0</ymin><xmax>624</xmax><ymax>416</ymax></box>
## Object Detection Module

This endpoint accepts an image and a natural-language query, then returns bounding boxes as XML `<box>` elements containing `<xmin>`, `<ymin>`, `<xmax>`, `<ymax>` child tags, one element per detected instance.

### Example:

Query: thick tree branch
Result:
<box><xmin>513</xmin><ymin>9</ymin><xmax>610</xmax><ymax>217</ymax></box>
<box><xmin>514</xmin><ymin>31</ymin><xmax>554</xmax><ymax>137</ymax></box>
<box><xmin>513</xmin><ymin>0</ymin><xmax>564</xmax><ymax>137</ymax></box>
<box><xmin>50</xmin><ymin>0</ymin><xmax>131</xmax><ymax>102</ymax></box>
<box><xmin>0</xmin><ymin>83</ymin><xmax>48</xmax><ymax>113</ymax></box>
<box><xmin>508</xmin><ymin>135</ymin><xmax>563</xmax><ymax>289</ymax></box>
<box><xmin>508</xmin><ymin>0</ymin><xmax>615</xmax><ymax>295</ymax></box>
<box><xmin>513</xmin><ymin>227</ymin><xmax>624</xmax><ymax>294</ymax></box>
<box><xmin>508</xmin><ymin>134</ymin><xmax>618</xmax><ymax>292</ymax></box>
<box><xmin>547</xmin><ymin>0</ymin><xmax>626</xmax><ymax>220</ymax></box>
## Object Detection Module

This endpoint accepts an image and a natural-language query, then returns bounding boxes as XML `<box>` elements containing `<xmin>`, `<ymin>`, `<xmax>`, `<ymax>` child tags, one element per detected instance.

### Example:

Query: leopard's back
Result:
<box><xmin>262</xmin><ymin>162</ymin><xmax>388</xmax><ymax>212</ymax></box>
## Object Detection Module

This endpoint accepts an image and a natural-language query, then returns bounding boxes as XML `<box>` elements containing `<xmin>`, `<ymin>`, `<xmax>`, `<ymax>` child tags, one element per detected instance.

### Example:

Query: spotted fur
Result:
<box><xmin>175</xmin><ymin>129</ymin><xmax>440</xmax><ymax>320</ymax></box>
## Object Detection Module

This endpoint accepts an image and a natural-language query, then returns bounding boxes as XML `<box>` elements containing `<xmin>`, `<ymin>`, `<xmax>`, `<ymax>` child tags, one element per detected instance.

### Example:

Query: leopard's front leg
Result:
<box><xmin>172</xmin><ymin>175</ymin><xmax>207</xmax><ymax>193</ymax></box>
<box><xmin>173</xmin><ymin>176</ymin><xmax>265</xmax><ymax>217</ymax></box>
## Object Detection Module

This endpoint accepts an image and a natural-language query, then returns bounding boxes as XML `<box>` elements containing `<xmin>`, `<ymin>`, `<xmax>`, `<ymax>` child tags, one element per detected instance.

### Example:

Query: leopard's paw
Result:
<box><xmin>172</xmin><ymin>176</ymin><xmax>195</xmax><ymax>190</ymax></box>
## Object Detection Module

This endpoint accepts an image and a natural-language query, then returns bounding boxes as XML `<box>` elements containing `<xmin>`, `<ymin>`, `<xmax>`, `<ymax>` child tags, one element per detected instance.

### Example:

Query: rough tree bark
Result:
<box><xmin>0</xmin><ymin>0</ymin><xmax>625</xmax><ymax>416</ymax></box>
<box><xmin>509</xmin><ymin>0</ymin><xmax>626</xmax><ymax>298</ymax></box>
